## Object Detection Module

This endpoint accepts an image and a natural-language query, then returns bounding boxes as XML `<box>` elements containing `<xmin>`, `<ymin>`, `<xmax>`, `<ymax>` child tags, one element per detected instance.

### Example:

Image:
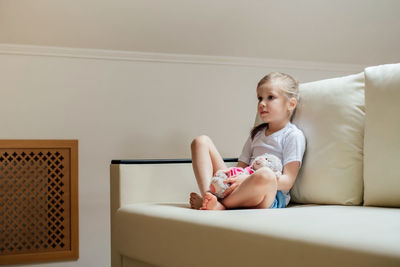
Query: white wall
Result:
<box><xmin>0</xmin><ymin>45</ymin><xmax>366</xmax><ymax>267</ymax></box>
<box><xmin>1</xmin><ymin>0</ymin><xmax>399</xmax><ymax>65</ymax></box>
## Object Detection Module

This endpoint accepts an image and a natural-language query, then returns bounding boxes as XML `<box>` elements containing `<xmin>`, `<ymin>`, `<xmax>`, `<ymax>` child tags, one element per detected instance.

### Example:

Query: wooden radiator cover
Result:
<box><xmin>0</xmin><ymin>140</ymin><xmax>78</xmax><ymax>265</ymax></box>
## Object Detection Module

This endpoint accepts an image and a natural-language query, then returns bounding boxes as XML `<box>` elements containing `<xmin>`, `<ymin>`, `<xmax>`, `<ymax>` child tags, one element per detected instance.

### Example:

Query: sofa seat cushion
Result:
<box><xmin>114</xmin><ymin>203</ymin><xmax>400</xmax><ymax>267</ymax></box>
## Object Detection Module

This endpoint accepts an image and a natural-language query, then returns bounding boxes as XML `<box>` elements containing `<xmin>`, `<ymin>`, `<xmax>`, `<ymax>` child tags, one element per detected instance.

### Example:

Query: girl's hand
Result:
<box><xmin>223</xmin><ymin>174</ymin><xmax>248</xmax><ymax>197</ymax></box>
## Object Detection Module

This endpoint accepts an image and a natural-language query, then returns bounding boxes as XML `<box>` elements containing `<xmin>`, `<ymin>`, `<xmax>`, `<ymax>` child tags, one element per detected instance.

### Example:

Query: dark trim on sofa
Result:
<box><xmin>111</xmin><ymin>158</ymin><xmax>238</xmax><ymax>164</ymax></box>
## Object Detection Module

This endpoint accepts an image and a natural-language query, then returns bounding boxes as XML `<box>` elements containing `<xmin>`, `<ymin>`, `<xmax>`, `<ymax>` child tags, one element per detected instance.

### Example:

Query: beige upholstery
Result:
<box><xmin>111</xmin><ymin>162</ymin><xmax>400</xmax><ymax>267</ymax></box>
<box><xmin>115</xmin><ymin>202</ymin><xmax>400</xmax><ymax>267</ymax></box>
<box><xmin>291</xmin><ymin>73</ymin><xmax>365</xmax><ymax>205</ymax></box>
<box><xmin>364</xmin><ymin>63</ymin><xmax>400</xmax><ymax>207</ymax></box>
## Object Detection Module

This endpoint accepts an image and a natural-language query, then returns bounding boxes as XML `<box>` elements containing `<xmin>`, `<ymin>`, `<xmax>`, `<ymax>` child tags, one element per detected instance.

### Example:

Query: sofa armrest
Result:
<box><xmin>110</xmin><ymin>158</ymin><xmax>237</xmax><ymax>267</ymax></box>
<box><xmin>110</xmin><ymin>158</ymin><xmax>237</xmax><ymax>213</ymax></box>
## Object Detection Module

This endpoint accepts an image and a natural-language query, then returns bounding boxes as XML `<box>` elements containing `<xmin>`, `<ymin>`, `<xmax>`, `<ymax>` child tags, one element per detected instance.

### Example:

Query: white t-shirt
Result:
<box><xmin>238</xmin><ymin>122</ymin><xmax>306</xmax><ymax>205</ymax></box>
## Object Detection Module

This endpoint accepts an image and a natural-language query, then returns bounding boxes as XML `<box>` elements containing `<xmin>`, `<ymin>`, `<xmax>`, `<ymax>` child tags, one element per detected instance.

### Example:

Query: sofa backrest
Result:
<box><xmin>364</xmin><ymin>63</ymin><xmax>400</xmax><ymax>207</ymax></box>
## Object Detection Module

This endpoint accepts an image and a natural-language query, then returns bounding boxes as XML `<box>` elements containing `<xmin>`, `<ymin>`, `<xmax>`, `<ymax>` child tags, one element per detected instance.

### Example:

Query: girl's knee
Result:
<box><xmin>191</xmin><ymin>135</ymin><xmax>211</xmax><ymax>149</ymax></box>
<box><xmin>252</xmin><ymin>167</ymin><xmax>277</xmax><ymax>187</ymax></box>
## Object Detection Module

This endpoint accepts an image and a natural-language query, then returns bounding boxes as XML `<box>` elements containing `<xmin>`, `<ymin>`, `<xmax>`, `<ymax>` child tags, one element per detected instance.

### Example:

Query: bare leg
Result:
<box><xmin>191</xmin><ymin>135</ymin><xmax>228</xmax><ymax>196</ymax></box>
<box><xmin>190</xmin><ymin>135</ymin><xmax>227</xmax><ymax>209</ymax></box>
<box><xmin>222</xmin><ymin>167</ymin><xmax>277</xmax><ymax>209</ymax></box>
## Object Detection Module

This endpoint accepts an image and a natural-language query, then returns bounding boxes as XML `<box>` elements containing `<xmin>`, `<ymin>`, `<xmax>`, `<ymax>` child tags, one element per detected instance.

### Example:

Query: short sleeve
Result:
<box><xmin>282</xmin><ymin>130</ymin><xmax>306</xmax><ymax>167</ymax></box>
<box><xmin>238</xmin><ymin>136</ymin><xmax>252</xmax><ymax>165</ymax></box>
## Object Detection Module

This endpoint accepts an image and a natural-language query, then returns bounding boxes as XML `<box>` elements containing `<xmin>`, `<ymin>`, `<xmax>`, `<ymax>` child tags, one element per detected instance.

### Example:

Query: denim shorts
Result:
<box><xmin>269</xmin><ymin>190</ymin><xmax>287</xmax><ymax>209</ymax></box>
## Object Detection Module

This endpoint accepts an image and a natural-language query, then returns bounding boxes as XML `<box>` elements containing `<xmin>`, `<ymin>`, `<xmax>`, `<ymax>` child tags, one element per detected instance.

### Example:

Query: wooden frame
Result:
<box><xmin>0</xmin><ymin>140</ymin><xmax>78</xmax><ymax>265</ymax></box>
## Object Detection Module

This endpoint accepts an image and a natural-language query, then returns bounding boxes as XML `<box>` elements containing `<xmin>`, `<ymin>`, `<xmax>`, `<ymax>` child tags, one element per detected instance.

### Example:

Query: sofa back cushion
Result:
<box><xmin>363</xmin><ymin>63</ymin><xmax>400</xmax><ymax>207</ymax></box>
<box><xmin>254</xmin><ymin>73</ymin><xmax>365</xmax><ymax>205</ymax></box>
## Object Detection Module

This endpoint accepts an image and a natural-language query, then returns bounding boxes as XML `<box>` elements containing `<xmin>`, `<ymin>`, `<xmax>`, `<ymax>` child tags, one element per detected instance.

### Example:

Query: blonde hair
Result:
<box><xmin>257</xmin><ymin>72</ymin><xmax>299</xmax><ymax>102</ymax></box>
<box><xmin>251</xmin><ymin>72</ymin><xmax>300</xmax><ymax>139</ymax></box>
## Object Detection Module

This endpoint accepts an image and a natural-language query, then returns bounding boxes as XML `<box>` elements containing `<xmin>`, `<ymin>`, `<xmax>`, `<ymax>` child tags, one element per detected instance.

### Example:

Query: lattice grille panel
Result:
<box><xmin>0</xmin><ymin>141</ymin><xmax>78</xmax><ymax>264</ymax></box>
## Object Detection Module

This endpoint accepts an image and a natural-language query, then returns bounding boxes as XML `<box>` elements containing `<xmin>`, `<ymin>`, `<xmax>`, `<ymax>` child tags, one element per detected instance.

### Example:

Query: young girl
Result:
<box><xmin>189</xmin><ymin>72</ymin><xmax>306</xmax><ymax>210</ymax></box>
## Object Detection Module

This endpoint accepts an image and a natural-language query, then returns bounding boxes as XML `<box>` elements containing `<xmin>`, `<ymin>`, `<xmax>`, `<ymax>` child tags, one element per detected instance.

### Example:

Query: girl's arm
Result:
<box><xmin>277</xmin><ymin>161</ymin><xmax>301</xmax><ymax>191</ymax></box>
<box><xmin>236</xmin><ymin>160</ymin><xmax>248</xmax><ymax>168</ymax></box>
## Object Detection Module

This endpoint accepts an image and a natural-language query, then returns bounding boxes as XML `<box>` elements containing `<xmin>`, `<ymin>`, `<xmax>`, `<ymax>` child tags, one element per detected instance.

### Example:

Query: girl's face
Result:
<box><xmin>257</xmin><ymin>82</ymin><xmax>294</xmax><ymax>125</ymax></box>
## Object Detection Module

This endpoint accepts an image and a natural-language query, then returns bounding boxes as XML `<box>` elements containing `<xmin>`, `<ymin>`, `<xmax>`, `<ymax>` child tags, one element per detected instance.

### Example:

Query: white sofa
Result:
<box><xmin>110</xmin><ymin>63</ymin><xmax>400</xmax><ymax>267</ymax></box>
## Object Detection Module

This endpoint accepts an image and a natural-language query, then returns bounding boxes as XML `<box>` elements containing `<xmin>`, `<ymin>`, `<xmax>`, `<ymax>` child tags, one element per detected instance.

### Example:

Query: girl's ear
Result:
<box><xmin>288</xmin><ymin>97</ymin><xmax>297</xmax><ymax>112</ymax></box>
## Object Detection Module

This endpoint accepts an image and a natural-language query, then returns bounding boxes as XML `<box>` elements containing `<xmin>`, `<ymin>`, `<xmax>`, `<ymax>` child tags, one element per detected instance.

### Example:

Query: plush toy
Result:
<box><xmin>209</xmin><ymin>153</ymin><xmax>283</xmax><ymax>199</ymax></box>
<box><xmin>209</xmin><ymin>170</ymin><xmax>231</xmax><ymax>199</ymax></box>
<box><xmin>252</xmin><ymin>153</ymin><xmax>283</xmax><ymax>177</ymax></box>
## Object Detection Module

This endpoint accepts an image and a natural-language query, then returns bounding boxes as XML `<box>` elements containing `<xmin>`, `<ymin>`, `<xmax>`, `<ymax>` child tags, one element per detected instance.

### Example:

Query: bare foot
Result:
<box><xmin>190</xmin><ymin>192</ymin><xmax>203</xmax><ymax>209</ymax></box>
<box><xmin>200</xmin><ymin>192</ymin><xmax>226</xmax><ymax>210</ymax></box>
